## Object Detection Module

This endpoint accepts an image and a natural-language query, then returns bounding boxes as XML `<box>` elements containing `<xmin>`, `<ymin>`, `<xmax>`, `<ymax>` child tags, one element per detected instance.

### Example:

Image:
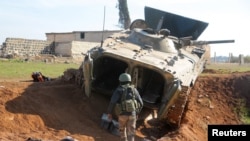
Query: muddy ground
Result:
<box><xmin>0</xmin><ymin>70</ymin><xmax>250</xmax><ymax>141</ymax></box>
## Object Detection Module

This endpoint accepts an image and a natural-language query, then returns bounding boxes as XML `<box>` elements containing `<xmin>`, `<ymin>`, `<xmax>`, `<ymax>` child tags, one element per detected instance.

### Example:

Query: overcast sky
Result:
<box><xmin>0</xmin><ymin>0</ymin><xmax>249</xmax><ymax>57</ymax></box>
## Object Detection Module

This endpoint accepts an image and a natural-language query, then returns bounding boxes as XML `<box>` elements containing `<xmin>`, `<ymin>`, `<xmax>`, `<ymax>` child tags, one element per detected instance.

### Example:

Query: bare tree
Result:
<box><xmin>117</xmin><ymin>0</ymin><xmax>131</xmax><ymax>29</ymax></box>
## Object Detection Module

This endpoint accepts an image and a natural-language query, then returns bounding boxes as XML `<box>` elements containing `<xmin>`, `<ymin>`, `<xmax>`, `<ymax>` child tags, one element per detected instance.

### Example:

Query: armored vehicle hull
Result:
<box><xmin>81</xmin><ymin>6</ymin><xmax>234</xmax><ymax>128</ymax></box>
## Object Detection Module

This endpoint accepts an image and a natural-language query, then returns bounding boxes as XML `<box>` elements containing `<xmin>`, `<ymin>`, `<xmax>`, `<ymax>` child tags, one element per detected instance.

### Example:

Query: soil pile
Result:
<box><xmin>0</xmin><ymin>71</ymin><xmax>250</xmax><ymax>141</ymax></box>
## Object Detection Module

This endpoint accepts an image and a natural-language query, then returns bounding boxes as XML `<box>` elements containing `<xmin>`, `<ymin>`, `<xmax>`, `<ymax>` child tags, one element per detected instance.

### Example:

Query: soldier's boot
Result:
<box><xmin>127</xmin><ymin>135</ymin><xmax>134</xmax><ymax>141</ymax></box>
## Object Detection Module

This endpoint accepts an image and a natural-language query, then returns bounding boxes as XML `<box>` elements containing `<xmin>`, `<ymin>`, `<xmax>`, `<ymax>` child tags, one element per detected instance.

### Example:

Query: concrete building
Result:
<box><xmin>45</xmin><ymin>30</ymin><xmax>121</xmax><ymax>58</ymax></box>
<box><xmin>46</xmin><ymin>30</ymin><xmax>121</xmax><ymax>43</ymax></box>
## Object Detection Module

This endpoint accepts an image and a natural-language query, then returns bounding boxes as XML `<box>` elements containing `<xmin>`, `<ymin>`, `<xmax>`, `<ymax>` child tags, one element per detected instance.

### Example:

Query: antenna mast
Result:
<box><xmin>101</xmin><ymin>6</ymin><xmax>106</xmax><ymax>47</ymax></box>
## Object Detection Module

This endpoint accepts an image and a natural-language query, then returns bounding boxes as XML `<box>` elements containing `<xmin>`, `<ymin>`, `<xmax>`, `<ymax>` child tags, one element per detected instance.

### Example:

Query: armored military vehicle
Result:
<box><xmin>81</xmin><ymin>6</ymin><xmax>234</xmax><ymax>128</ymax></box>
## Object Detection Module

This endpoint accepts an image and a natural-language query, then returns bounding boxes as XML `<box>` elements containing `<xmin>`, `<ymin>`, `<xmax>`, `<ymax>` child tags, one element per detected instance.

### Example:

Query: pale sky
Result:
<box><xmin>0</xmin><ymin>0</ymin><xmax>249</xmax><ymax>57</ymax></box>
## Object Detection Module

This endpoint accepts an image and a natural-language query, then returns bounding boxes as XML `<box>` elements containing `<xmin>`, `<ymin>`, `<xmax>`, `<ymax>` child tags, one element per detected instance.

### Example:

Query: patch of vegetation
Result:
<box><xmin>236</xmin><ymin>99</ymin><xmax>250</xmax><ymax>124</ymax></box>
<box><xmin>0</xmin><ymin>59</ymin><xmax>80</xmax><ymax>80</ymax></box>
<box><xmin>240</xmin><ymin>108</ymin><xmax>250</xmax><ymax>124</ymax></box>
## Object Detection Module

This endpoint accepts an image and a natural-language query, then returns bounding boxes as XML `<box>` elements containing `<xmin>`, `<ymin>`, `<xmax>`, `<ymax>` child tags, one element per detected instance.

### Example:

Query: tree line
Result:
<box><xmin>230</xmin><ymin>55</ymin><xmax>250</xmax><ymax>63</ymax></box>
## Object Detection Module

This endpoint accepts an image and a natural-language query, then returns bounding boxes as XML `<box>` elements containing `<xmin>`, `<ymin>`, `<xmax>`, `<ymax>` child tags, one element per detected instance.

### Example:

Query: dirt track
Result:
<box><xmin>0</xmin><ymin>71</ymin><xmax>250</xmax><ymax>141</ymax></box>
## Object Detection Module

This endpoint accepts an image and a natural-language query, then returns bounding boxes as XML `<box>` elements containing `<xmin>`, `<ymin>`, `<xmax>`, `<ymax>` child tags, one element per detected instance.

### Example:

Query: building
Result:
<box><xmin>46</xmin><ymin>30</ymin><xmax>121</xmax><ymax>43</ymax></box>
<box><xmin>0</xmin><ymin>30</ymin><xmax>121</xmax><ymax>60</ymax></box>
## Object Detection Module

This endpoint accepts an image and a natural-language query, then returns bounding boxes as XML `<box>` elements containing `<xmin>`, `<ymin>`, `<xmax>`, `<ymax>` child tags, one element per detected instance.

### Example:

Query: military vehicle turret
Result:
<box><xmin>81</xmin><ymin>6</ymin><xmax>234</xmax><ymax>128</ymax></box>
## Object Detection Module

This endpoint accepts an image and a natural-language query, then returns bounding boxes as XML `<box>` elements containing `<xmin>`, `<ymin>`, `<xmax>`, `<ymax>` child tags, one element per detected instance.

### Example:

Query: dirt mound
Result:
<box><xmin>0</xmin><ymin>71</ymin><xmax>250</xmax><ymax>141</ymax></box>
<box><xmin>158</xmin><ymin>72</ymin><xmax>250</xmax><ymax>141</ymax></box>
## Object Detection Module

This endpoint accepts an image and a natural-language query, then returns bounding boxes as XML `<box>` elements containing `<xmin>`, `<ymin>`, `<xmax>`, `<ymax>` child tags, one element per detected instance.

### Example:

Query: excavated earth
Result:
<box><xmin>0</xmin><ymin>69</ymin><xmax>250</xmax><ymax>141</ymax></box>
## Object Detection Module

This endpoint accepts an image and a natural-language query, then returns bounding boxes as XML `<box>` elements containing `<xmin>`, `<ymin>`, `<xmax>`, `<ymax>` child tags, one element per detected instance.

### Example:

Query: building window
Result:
<box><xmin>80</xmin><ymin>32</ymin><xmax>85</xmax><ymax>39</ymax></box>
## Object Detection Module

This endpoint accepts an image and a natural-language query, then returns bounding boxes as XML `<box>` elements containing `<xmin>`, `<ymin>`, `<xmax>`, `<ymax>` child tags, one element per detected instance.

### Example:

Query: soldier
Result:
<box><xmin>31</xmin><ymin>72</ymin><xmax>44</xmax><ymax>82</ymax></box>
<box><xmin>31</xmin><ymin>72</ymin><xmax>50</xmax><ymax>82</ymax></box>
<box><xmin>107</xmin><ymin>73</ymin><xmax>143</xmax><ymax>141</ymax></box>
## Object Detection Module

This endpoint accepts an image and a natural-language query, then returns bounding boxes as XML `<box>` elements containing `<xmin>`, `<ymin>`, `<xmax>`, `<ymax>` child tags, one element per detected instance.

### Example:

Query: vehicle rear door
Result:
<box><xmin>83</xmin><ymin>53</ymin><xmax>93</xmax><ymax>97</ymax></box>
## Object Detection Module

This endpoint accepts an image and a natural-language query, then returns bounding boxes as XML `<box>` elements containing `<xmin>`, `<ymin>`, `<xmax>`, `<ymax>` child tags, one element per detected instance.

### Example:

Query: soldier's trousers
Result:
<box><xmin>118</xmin><ymin>114</ymin><xmax>136</xmax><ymax>141</ymax></box>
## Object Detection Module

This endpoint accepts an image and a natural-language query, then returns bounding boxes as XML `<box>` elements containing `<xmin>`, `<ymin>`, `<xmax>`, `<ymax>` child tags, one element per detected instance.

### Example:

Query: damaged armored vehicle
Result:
<box><xmin>81</xmin><ymin>6</ymin><xmax>234</xmax><ymax>128</ymax></box>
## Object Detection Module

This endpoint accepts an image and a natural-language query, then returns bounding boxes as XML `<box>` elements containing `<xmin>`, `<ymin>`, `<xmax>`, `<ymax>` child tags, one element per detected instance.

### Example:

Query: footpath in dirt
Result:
<box><xmin>0</xmin><ymin>71</ymin><xmax>250</xmax><ymax>141</ymax></box>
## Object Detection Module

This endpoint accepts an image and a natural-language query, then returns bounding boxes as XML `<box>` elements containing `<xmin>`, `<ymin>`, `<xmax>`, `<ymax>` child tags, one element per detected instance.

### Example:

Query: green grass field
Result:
<box><xmin>1</xmin><ymin>59</ymin><xmax>249</xmax><ymax>80</ymax></box>
<box><xmin>205</xmin><ymin>63</ymin><xmax>250</xmax><ymax>73</ymax></box>
<box><xmin>0</xmin><ymin>59</ymin><xmax>80</xmax><ymax>80</ymax></box>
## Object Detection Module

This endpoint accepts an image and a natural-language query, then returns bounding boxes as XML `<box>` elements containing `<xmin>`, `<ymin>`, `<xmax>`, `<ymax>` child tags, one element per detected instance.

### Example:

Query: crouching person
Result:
<box><xmin>107</xmin><ymin>73</ymin><xmax>143</xmax><ymax>141</ymax></box>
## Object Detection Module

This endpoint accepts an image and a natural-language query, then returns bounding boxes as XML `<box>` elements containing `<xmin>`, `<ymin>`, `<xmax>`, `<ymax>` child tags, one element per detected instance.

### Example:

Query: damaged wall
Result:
<box><xmin>1</xmin><ymin>38</ymin><xmax>51</xmax><ymax>57</ymax></box>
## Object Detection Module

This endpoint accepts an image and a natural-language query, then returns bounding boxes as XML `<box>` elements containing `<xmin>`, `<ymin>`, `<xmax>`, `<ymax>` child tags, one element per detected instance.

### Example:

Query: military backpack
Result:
<box><xmin>115</xmin><ymin>85</ymin><xmax>141</xmax><ymax>115</ymax></box>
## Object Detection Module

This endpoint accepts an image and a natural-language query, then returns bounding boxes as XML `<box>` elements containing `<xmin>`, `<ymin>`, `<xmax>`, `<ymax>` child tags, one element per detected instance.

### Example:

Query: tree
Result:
<box><xmin>244</xmin><ymin>55</ymin><xmax>250</xmax><ymax>63</ymax></box>
<box><xmin>117</xmin><ymin>0</ymin><xmax>131</xmax><ymax>29</ymax></box>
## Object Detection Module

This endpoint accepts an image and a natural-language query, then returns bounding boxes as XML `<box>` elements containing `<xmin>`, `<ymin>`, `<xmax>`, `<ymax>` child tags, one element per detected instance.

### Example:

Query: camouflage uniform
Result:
<box><xmin>107</xmin><ymin>83</ymin><xmax>143</xmax><ymax>141</ymax></box>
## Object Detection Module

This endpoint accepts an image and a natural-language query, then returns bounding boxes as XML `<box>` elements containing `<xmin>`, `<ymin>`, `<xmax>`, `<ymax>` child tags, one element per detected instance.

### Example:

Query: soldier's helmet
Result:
<box><xmin>119</xmin><ymin>73</ymin><xmax>131</xmax><ymax>82</ymax></box>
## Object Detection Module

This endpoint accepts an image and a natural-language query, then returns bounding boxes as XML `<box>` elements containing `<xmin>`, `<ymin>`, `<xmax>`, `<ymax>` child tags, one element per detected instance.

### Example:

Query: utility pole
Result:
<box><xmin>214</xmin><ymin>52</ymin><xmax>216</xmax><ymax>63</ymax></box>
<box><xmin>239</xmin><ymin>54</ymin><xmax>244</xmax><ymax>65</ymax></box>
